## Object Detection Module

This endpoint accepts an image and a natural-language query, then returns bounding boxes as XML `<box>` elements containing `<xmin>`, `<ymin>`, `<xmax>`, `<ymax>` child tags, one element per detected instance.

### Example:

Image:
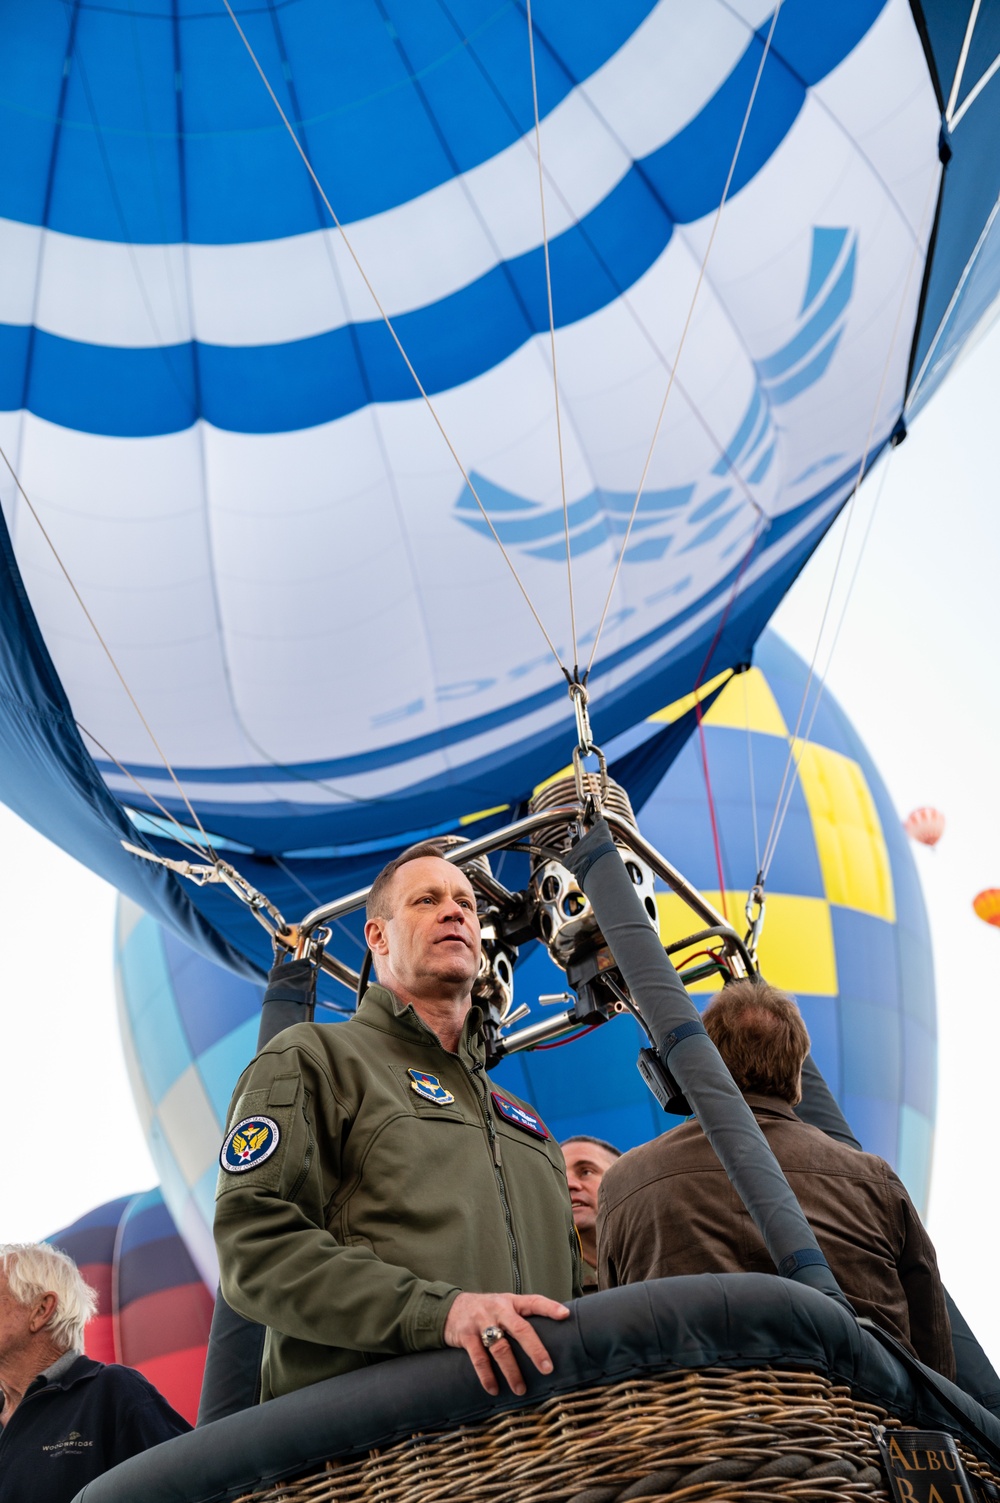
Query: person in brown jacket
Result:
<box><xmin>597</xmin><ymin>979</ymin><xmax>955</xmax><ymax>1379</ymax></box>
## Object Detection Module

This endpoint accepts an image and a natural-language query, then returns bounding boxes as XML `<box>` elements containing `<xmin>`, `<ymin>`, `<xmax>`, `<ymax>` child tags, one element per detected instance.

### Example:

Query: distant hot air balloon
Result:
<box><xmin>47</xmin><ymin>1189</ymin><xmax>213</xmax><ymax>1425</ymax></box>
<box><xmin>904</xmin><ymin>807</ymin><xmax>946</xmax><ymax>848</ymax></box>
<box><xmin>973</xmin><ymin>890</ymin><xmax>1000</xmax><ymax>930</ymax></box>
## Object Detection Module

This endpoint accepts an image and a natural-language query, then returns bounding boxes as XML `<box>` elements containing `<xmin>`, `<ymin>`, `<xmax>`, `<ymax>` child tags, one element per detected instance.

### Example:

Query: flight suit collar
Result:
<box><xmin>356</xmin><ymin>984</ymin><xmax>486</xmax><ymax>1067</ymax></box>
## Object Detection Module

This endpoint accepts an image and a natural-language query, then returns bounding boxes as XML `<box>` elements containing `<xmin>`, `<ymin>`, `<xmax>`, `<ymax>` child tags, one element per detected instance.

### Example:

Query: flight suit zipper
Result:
<box><xmin>288</xmin><ymin>1140</ymin><xmax>314</xmax><ymax>1204</ymax></box>
<box><xmin>469</xmin><ymin>1061</ymin><xmax>522</xmax><ymax>1294</ymax></box>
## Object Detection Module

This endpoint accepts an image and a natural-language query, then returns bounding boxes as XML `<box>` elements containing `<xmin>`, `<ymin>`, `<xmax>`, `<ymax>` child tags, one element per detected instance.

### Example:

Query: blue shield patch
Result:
<box><xmin>407</xmin><ymin>1069</ymin><xmax>455</xmax><ymax>1106</ymax></box>
<box><xmin>491</xmin><ymin>1091</ymin><xmax>548</xmax><ymax>1139</ymax></box>
<box><xmin>220</xmin><ymin>1114</ymin><xmax>280</xmax><ymax>1174</ymax></box>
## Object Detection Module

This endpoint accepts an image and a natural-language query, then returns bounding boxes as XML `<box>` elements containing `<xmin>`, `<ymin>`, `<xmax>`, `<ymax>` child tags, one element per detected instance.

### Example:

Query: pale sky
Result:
<box><xmin>2</xmin><ymin>320</ymin><xmax>999</xmax><ymax>1366</ymax></box>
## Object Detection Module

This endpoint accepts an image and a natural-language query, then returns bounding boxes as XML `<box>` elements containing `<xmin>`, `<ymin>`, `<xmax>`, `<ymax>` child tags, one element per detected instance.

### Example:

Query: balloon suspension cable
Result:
<box><xmin>79</xmin><ymin>721</ymin><xmax>221</xmax><ymax>866</ymax></box>
<box><xmin>585</xmin><ymin>0</ymin><xmax>784</xmax><ymax>679</ymax></box>
<box><xmin>476</xmin><ymin>41</ymin><xmax>765</xmax><ymax>526</ymax></box>
<box><xmin>0</xmin><ymin>440</ymin><xmax>219</xmax><ymax>865</ymax></box>
<box><xmin>743</xmin><ymin>667</ymin><xmax>762</xmax><ymax>878</ymax></box>
<box><xmin>568</xmin><ymin>678</ymin><xmax>608</xmax><ymax>816</ymax></box>
<box><xmin>907</xmin><ymin>191</ymin><xmax>1000</xmax><ymax>410</ymax></box>
<box><xmin>119</xmin><ymin>838</ymin><xmax>340</xmax><ymax>967</ymax></box>
<box><xmin>121</xmin><ymin>842</ymin><xmax>285</xmax><ymax>933</ymax></box>
<box><xmin>221</xmin><ymin>0</ymin><xmax>568</xmax><ymax>682</ymax></box>
<box><xmin>525</xmin><ymin>0</ymin><xmax>577</xmax><ymax>670</ymax></box>
<box><xmin>759</xmin><ymin>169</ymin><xmax>938</xmax><ymax>885</ymax></box>
<box><xmin>945</xmin><ymin>0</ymin><xmax>984</xmax><ymax>128</ymax></box>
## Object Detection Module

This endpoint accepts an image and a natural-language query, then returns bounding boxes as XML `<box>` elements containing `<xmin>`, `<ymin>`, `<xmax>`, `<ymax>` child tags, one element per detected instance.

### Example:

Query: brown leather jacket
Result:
<box><xmin>597</xmin><ymin>1093</ymin><xmax>954</xmax><ymax>1379</ymax></box>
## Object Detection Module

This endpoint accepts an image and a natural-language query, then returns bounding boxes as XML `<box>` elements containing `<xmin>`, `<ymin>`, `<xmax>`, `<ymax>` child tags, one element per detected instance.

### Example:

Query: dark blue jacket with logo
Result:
<box><xmin>0</xmin><ymin>1353</ymin><xmax>189</xmax><ymax>1502</ymax></box>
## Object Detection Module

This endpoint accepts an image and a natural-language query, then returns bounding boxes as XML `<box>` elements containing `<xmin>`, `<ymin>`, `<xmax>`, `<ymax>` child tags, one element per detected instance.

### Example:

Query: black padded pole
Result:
<box><xmin>197</xmin><ymin>960</ymin><xmax>316</xmax><ymax>1425</ymax></box>
<box><xmin>566</xmin><ymin>818</ymin><xmax>847</xmax><ymax>1303</ymax></box>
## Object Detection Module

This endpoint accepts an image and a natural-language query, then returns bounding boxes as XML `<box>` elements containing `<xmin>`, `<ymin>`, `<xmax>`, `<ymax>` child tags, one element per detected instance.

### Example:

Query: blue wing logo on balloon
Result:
<box><xmin>454</xmin><ymin>228</ymin><xmax>857</xmax><ymax>565</ymax></box>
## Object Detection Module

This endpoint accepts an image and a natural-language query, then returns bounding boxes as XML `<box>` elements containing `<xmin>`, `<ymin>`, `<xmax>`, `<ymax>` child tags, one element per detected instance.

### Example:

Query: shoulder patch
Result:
<box><xmin>407</xmin><ymin>1069</ymin><xmax>455</xmax><ymax>1106</ymax></box>
<box><xmin>220</xmin><ymin>1115</ymin><xmax>281</xmax><ymax>1174</ymax></box>
<box><xmin>491</xmin><ymin>1091</ymin><xmax>549</xmax><ymax>1139</ymax></box>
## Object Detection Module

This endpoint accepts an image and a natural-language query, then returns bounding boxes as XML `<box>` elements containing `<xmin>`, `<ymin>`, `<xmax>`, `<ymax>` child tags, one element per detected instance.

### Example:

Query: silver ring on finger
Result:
<box><xmin>481</xmin><ymin>1325</ymin><xmax>506</xmax><ymax>1350</ymax></box>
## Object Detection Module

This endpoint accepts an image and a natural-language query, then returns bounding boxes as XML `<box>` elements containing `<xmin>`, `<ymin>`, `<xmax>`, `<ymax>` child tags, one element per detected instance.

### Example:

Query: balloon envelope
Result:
<box><xmin>904</xmin><ymin>807</ymin><xmax>945</xmax><ymax>847</ymax></box>
<box><xmin>114</xmin><ymin>628</ymin><xmax>938</xmax><ymax>1289</ymax></box>
<box><xmin>0</xmin><ymin>1</ymin><xmax>997</xmax><ymax>980</ymax></box>
<box><xmin>47</xmin><ymin>1188</ymin><xmax>213</xmax><ymax>1425</ymax></box>
<box><xmin>973</xmin><ymin>889</ymin><xmax>1000</xmax><ymax>929</ymax></box>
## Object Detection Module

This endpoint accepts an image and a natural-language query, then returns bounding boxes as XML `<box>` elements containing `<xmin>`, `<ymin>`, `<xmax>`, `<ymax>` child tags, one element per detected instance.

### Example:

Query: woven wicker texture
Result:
<box><xmin>232</xmin><ymin>1367</ymin><xmax>1000</xmax><ymax>1503</ymax></box>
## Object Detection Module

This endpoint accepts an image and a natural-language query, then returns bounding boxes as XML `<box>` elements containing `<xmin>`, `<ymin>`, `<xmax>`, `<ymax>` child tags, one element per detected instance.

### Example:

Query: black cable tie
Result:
<box><xmin>777</xmin><ymin>1247</ymin><xmax>831</xmax><ymax>1279</ymax></box>
<box><xmin>661</xmin><ymin>1018</ymin><xmax>707</xmax><ymax>1058</ymax></box>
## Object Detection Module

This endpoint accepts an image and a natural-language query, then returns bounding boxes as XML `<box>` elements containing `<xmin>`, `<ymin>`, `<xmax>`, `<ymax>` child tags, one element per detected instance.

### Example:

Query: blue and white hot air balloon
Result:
<box><xmin>0</xmin><ymin>0</ymin><xmax>996</xmax><ymax>976</ymax></box>
<box><xmin>114</xmin><ymin>630</ymin><xmax>938</xmax><ymax>1283</ymax></box>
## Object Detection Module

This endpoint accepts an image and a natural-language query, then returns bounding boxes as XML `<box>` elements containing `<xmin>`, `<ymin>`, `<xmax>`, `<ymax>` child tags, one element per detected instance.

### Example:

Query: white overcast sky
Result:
<box><xmin>2</xmin><ymin>321</ymin><xmax>999</xmax><ymax>1364</ymax></box>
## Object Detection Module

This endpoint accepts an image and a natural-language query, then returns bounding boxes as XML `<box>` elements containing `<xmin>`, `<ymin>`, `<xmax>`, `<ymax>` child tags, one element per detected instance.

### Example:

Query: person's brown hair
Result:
<box><xmin>365</xmin><ymin>841</ymin><xmax>464</xmax><ymax>922</ymax></box>
<box><xmin>702</xmin><ymin>978</ymin><xmax>810</xmax><ymax>1104</ymax></box>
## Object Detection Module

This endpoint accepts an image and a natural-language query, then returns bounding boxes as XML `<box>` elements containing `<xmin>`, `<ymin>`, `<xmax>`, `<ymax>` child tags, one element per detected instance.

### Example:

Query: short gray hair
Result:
<box><xmin>0</xmin><ymin>1244</ymin><xmax>97</xmax><ymax>1353</ymax></box>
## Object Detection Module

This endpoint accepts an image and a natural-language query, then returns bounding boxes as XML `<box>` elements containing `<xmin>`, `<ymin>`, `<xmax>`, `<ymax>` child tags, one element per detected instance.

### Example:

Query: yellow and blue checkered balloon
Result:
<box><xmin>493</xmin><ymin>630</ymin><xmax>935</xmax><ymax>1210</ymax></box>
<box><xmin>115</xmin><ymin>630</ymin><xmax>936</xmax><ymax>1280</ymax></box>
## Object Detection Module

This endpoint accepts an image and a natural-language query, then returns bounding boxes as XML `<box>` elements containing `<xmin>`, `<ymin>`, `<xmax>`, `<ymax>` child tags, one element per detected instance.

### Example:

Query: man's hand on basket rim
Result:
<box><xmin>443</xmin><ymin>1291</ymin><xmax>570</xmax><ymax>1397</ymax></box>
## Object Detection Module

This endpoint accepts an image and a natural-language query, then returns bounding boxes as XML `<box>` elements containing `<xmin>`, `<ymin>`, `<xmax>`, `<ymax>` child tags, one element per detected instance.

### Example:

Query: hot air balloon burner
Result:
<box><xmin>475</xmin><ymin>918</ymin><xmax>517</xmax><ymax>1029</ymax></box>
<box><xmin>526</xmin><ymin>769</ymin><xmax>658</xmax><ymax>979</ymax></box>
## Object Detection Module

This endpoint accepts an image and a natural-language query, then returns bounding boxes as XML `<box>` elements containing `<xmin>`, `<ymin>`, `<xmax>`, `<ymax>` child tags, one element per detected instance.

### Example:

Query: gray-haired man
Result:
<box><xmin>0</xmin><ymin>1243</ymin><xmax>189</xmax><ymax>1503</ymax></box>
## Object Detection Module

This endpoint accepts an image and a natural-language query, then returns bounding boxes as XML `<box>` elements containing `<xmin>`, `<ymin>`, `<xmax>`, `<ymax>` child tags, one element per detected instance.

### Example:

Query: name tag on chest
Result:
<box><xmin>491</xmin><ymin>1091</ymin><xmax>548</xmax><ymax>1139</ymax></box>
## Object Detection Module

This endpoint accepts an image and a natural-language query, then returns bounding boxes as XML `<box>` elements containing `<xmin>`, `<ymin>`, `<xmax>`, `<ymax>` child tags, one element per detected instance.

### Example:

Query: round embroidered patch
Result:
<box><xmin>220</xmin><ymin>1115</ymin><xmax>281</xmax><ymax>1174</ymax></box>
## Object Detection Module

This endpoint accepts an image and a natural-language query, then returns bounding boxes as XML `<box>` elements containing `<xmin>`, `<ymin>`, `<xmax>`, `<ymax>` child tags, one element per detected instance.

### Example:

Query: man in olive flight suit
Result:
<box><xmin>214</xmin><ymin>844</ymin><xmax>580</xmax><ymax>1401</ymax></box>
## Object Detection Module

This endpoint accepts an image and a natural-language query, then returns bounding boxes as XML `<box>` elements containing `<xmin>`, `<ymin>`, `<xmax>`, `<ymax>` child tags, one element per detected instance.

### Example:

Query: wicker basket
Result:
<box><xmin>231</xmin><ymin>1366</ymin><xmax>1000</xmax><ymax>1503</ymax></box>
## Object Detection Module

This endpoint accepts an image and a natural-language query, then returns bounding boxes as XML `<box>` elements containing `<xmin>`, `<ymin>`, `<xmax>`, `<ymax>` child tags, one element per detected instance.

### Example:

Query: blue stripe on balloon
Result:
<box><xmin>46</xmin><ymin>1226</ymin><xmax>117</xmax><ymax>1268</ymax></box>
<box><xmin>801</xmin><ymin>227</ymin><xmax>851</xmax><ymax>313</ymax></box>
<box><xmin>0</xmin><ymin>0</ymin><xmax>658</xmax><ymax>243</ymax></box>
<box><xmin>118</xmin><ymin>1235</ymin><xmax>202</xmax><ymax>1307</ymax></box>
<box><xmin>0</xmin><ymin>2</ymin><xmax>883</xmax><ymax>244</ymax></box>
<box><xmin>637</xmin><ymin>21</ymin><xmax>804</xmax><ymax>223</ymax></box>
<box><xmin>679</xmin><ymin>506</ymin><xmax>743</xmax><ymax>553</ymax></box>
<box><xmin>756</xmin><ymin>242</ymin><xmax>855</xmax><ymax>381</ymax></box>
<box><xmin>747</xmin><ymin>442</ymin><xmax>776</xmax><ymax>485</ymax></box>
<box><xmin>764</xmin><ymin>328</ymin><xmax>844</xmax><ymax>406</ymax></box>
<box><xmin>713</xmin><ymin>388</ymin><xmax>763</xmax><ymax>476</ymax></box>
<box><xmin>622</xmin><ymin>533</ymin><xmax>673</xmax><ymax>563</ymax></box>
<box><xmin>0</xmin><ymin>1</ymin><xmax>885</xmax><ymax>438</ymax></box>
<box><xmin>118</xmin><ymin>1192</ymin><xmax>177</xmax><ymax>1254</ymax></box>
<box><xmin>0</xmin><ymin>164</ymin><xmax>669</xmax><ymax>438</ymax></box>
<box><xmin>92</xmin><ymin>464</ymin><xmax>856</xmax><ymax>792</ymax></box>
<box><xmin>525</xmin><ymin>520</ymin><xmax>609</xmax><ymax>560</ymax></box>
<box><xmin>96</xmin><ymin>481</ymin><xmax>860</xmax><ymax>857</ymax></box>
<box><xmin>460</xmin><ymin>488</ymin><xmax>608</xmax><ymax>544</ymax></box>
